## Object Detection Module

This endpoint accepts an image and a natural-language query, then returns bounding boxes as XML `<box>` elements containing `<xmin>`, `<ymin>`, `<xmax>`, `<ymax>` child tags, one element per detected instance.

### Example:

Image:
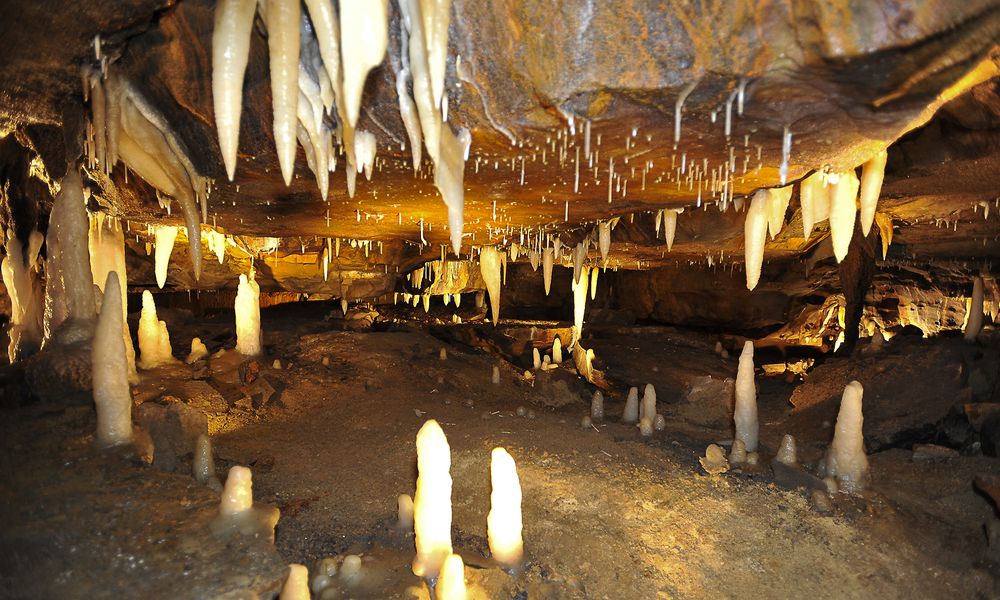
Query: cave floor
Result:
<box><xmin>3</xmin><ymin>304</ymin><xmax>1000</xmax><ymax>599</ymax></box>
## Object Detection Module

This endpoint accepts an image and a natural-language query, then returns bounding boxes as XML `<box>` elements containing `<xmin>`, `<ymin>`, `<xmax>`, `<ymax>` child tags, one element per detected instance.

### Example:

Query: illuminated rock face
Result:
<box><xmin>412</xmin><ymin>420</ymin><xmax>453</xmax><ymax>580</ymax></box>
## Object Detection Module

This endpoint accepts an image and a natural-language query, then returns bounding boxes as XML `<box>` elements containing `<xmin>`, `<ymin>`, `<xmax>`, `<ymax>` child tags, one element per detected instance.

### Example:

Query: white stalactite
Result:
<box><xmin>598</xmin><ymin>222</ymin><xmax>610</xmax><ymax>265</ymax></box>
<box><xmin>211</xmin><ymin>0</ymin><xmax>256</xmax><ymax>181</ymax></box>
<box><xmin>859</xmin><ymin>150</ymin><xmax>887</xmax><ymax>237</ymax></box>
<box><xmin>340</xmin><ymin>0</ymin><xmax>389</xmax><ymax>128</ymax></box>
<box><xmin>663</xmin><ymin>209</ymin><xmax>678</xmax><ymax>251</ymax></box>
<box><xmin>744</xmin><ymin>190</ymin><xmax>768</xmax><ymax>290</ymax></box>
<box><xmin>153</xmin><ymin>225</ymin><xmax>178</xmax><ymax>289</ymax></box>
<box><xmin>828</xmin><ymin>170</ymin><xmax>860</xmax><ymax>263</ymax></box>
<box><xmin>267</xmin><ymin>0</ymin><xmax>301</xmax><ymax>185</ymax></box>
<box><xmin>542</xmin><ymin>248</ymin><xmax>554</xmax><ymax>296</ymax></box>
<box><xmin>572</xmin><ymin>266</ymin><xmax>589</xmax><ymax>335</ymax></box>
<box><xmin>480</xmin><ymin>246</ymin><xmax>501</xmax><ymax>324</ymax></box>
<box><xmin>765</xmin><ymin>185</ymin><xmax>793</xmax><ymax>240</ymax></box>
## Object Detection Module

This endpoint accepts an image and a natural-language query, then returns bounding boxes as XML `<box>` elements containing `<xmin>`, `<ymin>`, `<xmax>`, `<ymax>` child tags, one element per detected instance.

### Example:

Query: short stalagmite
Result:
<box><xmin>235</xmin><ymin>272</ymin><xmax>262</xmax><ymax>355</ymax></box>
<box><xmin>92</xmin><ymin>272</ymin><xmax>132</xmax><ymax>447</ymax></box>
<box><xmin>412</xmin><ymin>420</ymin><xmax>453</xmax><ymax>580</ymax></box>
<box><xmin>824</xmin><ymin>381</ymin><xmax>870</xmax><ymax>494</ymax></box>
<box><xmin>487</xmin><ymin>447</ymin><xmax>524</xmax><ymax>569</ymax></box>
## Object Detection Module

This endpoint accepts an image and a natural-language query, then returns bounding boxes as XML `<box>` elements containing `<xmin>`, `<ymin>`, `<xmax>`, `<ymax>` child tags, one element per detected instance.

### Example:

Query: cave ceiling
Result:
<box><xmin>0</xmin><ymin>0</ymin><xmax>999</xmax><ymax>294</ymax></box>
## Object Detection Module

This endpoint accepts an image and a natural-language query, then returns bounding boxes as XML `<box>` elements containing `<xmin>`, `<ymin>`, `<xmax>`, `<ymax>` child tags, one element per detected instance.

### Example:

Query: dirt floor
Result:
<box><xmin>2</xmin><ymin>301</ymin><xmax>1000</xmax><ymax>599</ymax></box>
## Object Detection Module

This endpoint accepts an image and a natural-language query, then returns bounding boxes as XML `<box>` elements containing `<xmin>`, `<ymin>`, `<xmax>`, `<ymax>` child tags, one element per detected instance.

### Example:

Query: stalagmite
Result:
<box><xmin>965</xmin><ymin>276</ymin><xmax>984</xmax><ymax>343</ymax></box>
<box><xmin>700</xmin><ymin>444</ymin><xmax>729</xmax><ymax>474</ymax></box>
<box><xmin>859</xmin><ymin>150</ymin><xmax>887</xmax><ymax>236</ymax></box>
<box><xmin>572</xmin><ymin>266</ymin><xmax>589</xmax><ymax>335</ymax></box>
<box><xmin>479</xmin><ymin>246</ymin><xmax>501</xmax><ymax>324</ymax></box>
<box><xmin>267</xmin><ymin>0</ymin><xmax>301</xmax><ymax>185</ymax></box>
<box><xmin>824</xmin><ymin>381</ymin><xmax>869</xmax><ymax>493</ymax></box>
<box><xmin>765</xmin><ymin>185</ymin><xmax>793</xmax><ymax>239</ymax></box>
<box><xmin>211</xmin><ymin>0</ymin><xmax>256</xmax><ymax>181</ymax></box>
<box><xmin>194</xmin><ymin>434</ymin><xmax>221</xmax><ymax>490</ymax></box>
<box><xmin>542</xmin><ymin>248</ymin><xmax>554</xmax><ymax>295</ymax></box>
<box><xmin>591</xmin><ymin>390</ymin><xmax>604</xmax><ymax>420</ymax></box>
<box><xmin>340</xmin><ymin>0</ymin><xmax>388</xmax><ymax>128</ymax></box>
<box><xmin>187</xmin><ymin>337</ymin><xmax>209</xmax><ymax>363</ymax></box>
<box><xmin>487</xmin><ymin>447</ymin><xmax>524</xmax><ymax>570</ymax></box>
<box><xmin>734</xmin><ymin>341</ymin><xmax>758</xmax><ymax>452</ymax></box>
<box><xmin>775</xmin><ymin>434</ymin><xmax>798</xmax><ymax>466</ymax></box>
<box><xmin>744</xmin><ymin>190</ymin><xmax>768</xmax><ymax>290</ymax></box>
<box><xmin>623</xmin><ymin>387</ymin><xmax>639</xmax><ymax>423</ymax></box>
<box><xmin>437</xmin><ymin>554</ymin><xmax>467</xmax><ymax>600</ymax></box>
<box><xmin>279</xmin><ymin>564</ymin><xmax>310</xmax><ymax>600</ymax></box>
<box><xmin>412</xmin><ymin>420</ymin><xmax>453</xmax><ymax>580</ymax></box>
<box><xmin>598</xmin><ymin>222</ymin><xmax>611</xmax><ymax>265</ymax></box>
<box><xmin>398</xmin><ymin>494</ymin><xmax>414</xmax><ymax>530</ymax></box>
<box><xmin>153</xmin><ymin>225</ymin><xmax>178</xmax><ymax>289</ymax></box>
<box><xmin>491</xmin><ymin>364</ymin><xmax>500</xmax><ymax>384</ymax></box>
<box><xmin>235</xmin><ymin>272</ymin><xmax>262</xmax><ymax>355</ymax></box>
<box><xmin>89</xmin><ymin>216</ymin><xmax>137</xmax><ymax>380</ymax></box>
<box><xmin>532</xmin><ymin>347</ymin><xmax>541</xmax><ymax>369</ymax></box>
<box><xmin>828</xmin><ymin>170</ymin><xmax>860</xmax><ymax>263</ymax></box>
<box><xmin>639</xmin><ymin>416</ymin><xmax>654</xmax><ymax>437</ymax></box>
<box><xmin>729</xmin><ymin>439</ymin><xmax>747</xmax><ymax>465</ymax></box>
<box><xmin>220</xmin><ymin>466</ymin><xmax>254</xmax><ymax>515</ymax></box>
<box><xmin>137</xmin><ymin>290</ymin><xmax>176</xmax><ymax>369</ymax></box>
<box><xmin>663</xmin><ymin>209</ymin><xmax>677</xmax><ymax>251</ymax></box>
<box><xmin>552</xmin><ymin>336</ymin><xmax>563</xmax><ymax>364</ymax></box>
<box><xmin>49</xmin><ymin>167</ymin><xmax>97</xmax><ymax>328</ymax></box>
<box><xmin>92</xmin><ymin>272</ymin><xmax>133</xmax><ymax>447</ymax></box>
<box><xmin>640</xmin><ymin>383</ymin><xmax>656</xmax><ymax>422</ymax></box>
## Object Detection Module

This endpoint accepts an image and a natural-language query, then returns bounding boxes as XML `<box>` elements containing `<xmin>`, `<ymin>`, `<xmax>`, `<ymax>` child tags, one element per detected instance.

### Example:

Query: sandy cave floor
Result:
<box><xmin>2</xmin><ymin>302</ymin><xmax>1000</xmax><ymax>599</ymax></box>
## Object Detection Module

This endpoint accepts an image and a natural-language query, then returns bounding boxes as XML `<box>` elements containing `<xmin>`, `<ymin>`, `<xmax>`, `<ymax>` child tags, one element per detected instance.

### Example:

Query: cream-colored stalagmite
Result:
<box><xmin>412</xmin><ymin>419</ymin><xmax>453</xmax><ymax>580</ymax></box>
<box><xmin>88</xmin><ymin>216</ymin><xmax>137</xmax><ymax>381</ymax></box>
<box><xmin>194</xmin><ymin>434</ymin><xmax>221</xmax><ymax>489</ymax></box>
<box><xmin>212</xmin><ymin>0</ymin><xmax>256</xmax><ymax>181</ymax></box>
<box><xmin>744</xmin><ymin>190</ymin><xmax>768</xmax><ymax>290</ymax></box>
<box><xmin>235</xmin><ymin>271</ymin><xmax>262</xmax><ymax>355</ymax></box>
<box><xmin>640</xmin><ymin>383</ymin><xmax>656</xmax><ymax>422</ymax></box>
<box><xmin>552</xmin><ymin>336</ymin><xmax>563</xmax><ymax>364</ymax></box>
<box><xmin>827</xmin><ymin>170</ymin><xmax>860</xmax><ymax>262</ymax></box>
<box><xmin>824</xmin><ymin>381</ymin><xmax>869</xmax><ymax>493</ymax></box>
<box><xmin>488</xmin><ymin>447</ymin><xmax>524</xmax><ymax>569</ymax></box>
<box><xmin>187</xmin><ymin>337</ymin><xmax>209</xmax><ymax>363</ymax></box>
<box><xmin>436</xmin><ymin>554</ymin><xmax>467</xmax><ymax>600</ymax></box>
<box><xmin>398</xmin><ymin>494</ymin><xmax>415</xmax><ymax>530</ymax></box>
<box><xmin>50</xmin><ymin>167</ymin><xmax>97</xmax><ymax>328</ymax></box>
<box><xmin>859</xmin><ymin>150</ymin><xmax>887</xmax><ymax>236</ymax></box>
<box><xmin>92</xmin><ymin>272</ymin><xmax>132</xmax><ymax>447</ymax></box>
<box><xmin>279</xmin><ymin>564</ymin><xmax>310</xmax><ymax>600</ymax></box>
<box><xmin>966</xmin><ymin>276</ymin><xmax>984</xmax><ymax>342</ymax></box>
<box><xmin>267</xmin><ymin>0</ymin><xmax>300</xmax><ymax>185</ymax></box>
<box><xmin>137</xmin><ymin>290</ymin><xmax>176</xmax><ymax>369</ymax></box>
<box><xmin>623</xmin><ymin>387</ymin><xmax>639</xmax><ymax>423</ymax></box>
<box><xmin>153</xmin><ymin>225</ymin><xmax>178</xmax><ymax>289</ymax></box>
<box><xmin>220</xmin><ymin>465</ymin><xmax>254</xmax><ymax>515</ymax></box>
<box><xmin>765</xmin><ymin>185</ymin><xmax>793</xmax><ymax>239</ymax></box>
<box><xmin>479</xmin><ymin>246</ymin><xmax>501</xmax><ymax>324</ymax></box>
<box><xmin>775</xmin><ymin>434</ymin><xmax>798</xmax><ymax>466</ymax></box>
<box><xmin>340</xmin><ymin>0</ymin><xmax>388</xmax><ymax>128</ymax></box>
<box><xmin>734</xmin><ymin>341</ymin><xmax>759</xmax><ymax>452</ymax></box>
